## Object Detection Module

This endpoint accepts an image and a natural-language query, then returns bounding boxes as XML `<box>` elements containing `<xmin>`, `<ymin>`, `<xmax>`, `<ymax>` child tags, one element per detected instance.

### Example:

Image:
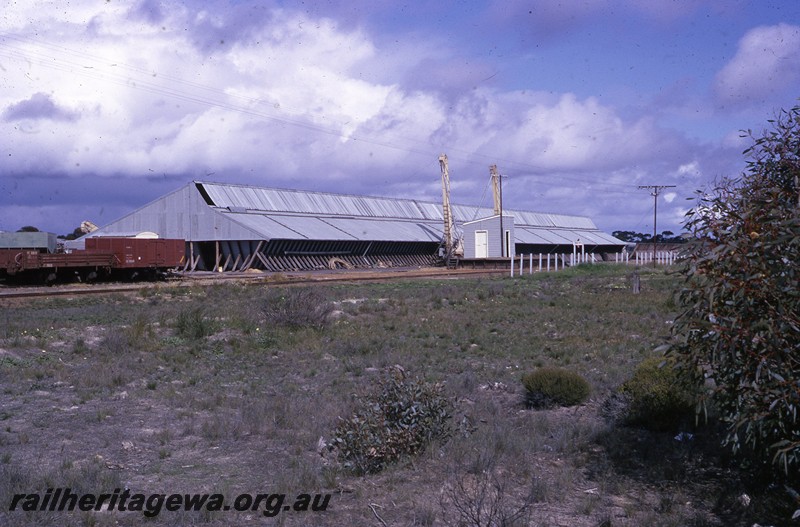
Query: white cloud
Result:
<box><xmin>714</xmin><ymin>23</ymin><xmax>800</xmax><ymax>105</ymax></box>
<box><xmin>676</xmin><ymin>162</ymin><xmax>699</xmax><ymax>176</ymax></box>
<box><xmin>1</xmin><ymin>1</ymin><xmax>693</xmax><ymax>184</ymax></box>
<box><xmin>1</xmin><ymin>0</ymin><xmax>718</xmax><ymax>236</ymax></box>
<box><xmin>484</xmin><ymin>93</ymin><xmax>681</xmax><ymax>172</ymax></box>
<box><xmin>1</xmin><ymin>4</ymin><xmax>395</xmax><ymax>176</ymax></box>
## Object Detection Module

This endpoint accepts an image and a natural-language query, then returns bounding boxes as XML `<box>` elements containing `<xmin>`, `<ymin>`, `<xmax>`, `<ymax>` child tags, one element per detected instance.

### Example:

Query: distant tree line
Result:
<box><xmin>611</xmin><ymin>230</ymin><xmax>687</xmax><ymax>243</ymax></box>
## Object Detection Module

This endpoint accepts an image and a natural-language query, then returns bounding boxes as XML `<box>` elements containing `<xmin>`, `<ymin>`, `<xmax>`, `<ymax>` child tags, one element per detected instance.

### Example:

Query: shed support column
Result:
<box><xmin>255</xmin><ymin>252</ymin><xmax>271</xmax><ymax>269</ymax></box>
<box><xmin>183</xmin><ymin>242</ymin><xmax>192</xmax><ymax>272</ymax></box>
<box><xmin>242</xmin><ymin>241</ymin><xmax>264</xmax><ymax>271</ymax></box>
<box><xmin>189</xmin><ymin>241</ymin><xmax>199</xmax><ymax>272</ymax></box>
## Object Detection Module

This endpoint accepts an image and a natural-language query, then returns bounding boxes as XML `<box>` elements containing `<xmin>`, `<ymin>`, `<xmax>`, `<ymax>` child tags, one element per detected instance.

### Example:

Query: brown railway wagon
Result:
<box><xmin>0</xmin><ymin>250</ymin><xmax>46</xmax><ymax>275</ymax></box>
<box><xmin>0</xmin><ymin>249</ymin><xmax>116</xmax><ymax>276</ymax></box>
<box><xmin>84</xmin><ymin>237</ymin><xmax>185</xmax><ymax>269</ymax></box>
<box><xmin>0</xmin><ymin>238</ymin><xmax>185</xmax><ymax>283</ymax></box>
<box><xmin>39</xmin><ymin>252</ymin><xmax>117</xmax><ymax>269</ymax></box>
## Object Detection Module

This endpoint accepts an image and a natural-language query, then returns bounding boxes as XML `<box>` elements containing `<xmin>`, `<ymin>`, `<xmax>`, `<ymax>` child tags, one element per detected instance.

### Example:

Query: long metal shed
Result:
<box><xmin>72</xmin><ymin>181</ymin><xmax>625</xmax><ymax>271</ymax></box>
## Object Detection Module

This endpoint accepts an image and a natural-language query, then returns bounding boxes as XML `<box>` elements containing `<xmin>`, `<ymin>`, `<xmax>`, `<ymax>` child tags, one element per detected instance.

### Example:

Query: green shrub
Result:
<box><xmin>521</xmin><ymin>367</ymin><xmax>591</xmax><ymax>409</ymax></box>
<box><xmin>330</xmin><ymin>367</ymin><xmax>453</xmax><ymax>475</ymax></box>
<box><xmin>620</xmin><ymin>357</ymin><xmax>696</xmax><ymax>432</ymax></box>
<box><xmin>669</xmin><ymin>104</ymin><xmax>800</xmax><ymax>474</ymax></box>
<box><xmin>261</xmin><ymin>287</ymin><xmax>333</xmax><ymax>329</ymax></box>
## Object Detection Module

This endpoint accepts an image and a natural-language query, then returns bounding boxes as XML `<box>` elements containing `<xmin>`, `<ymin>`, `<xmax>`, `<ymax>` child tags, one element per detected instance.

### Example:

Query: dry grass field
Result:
<box><xmin>0</xmin><ymin>266</ymin><xmax>793</xmax><ymax>526</ymax></box>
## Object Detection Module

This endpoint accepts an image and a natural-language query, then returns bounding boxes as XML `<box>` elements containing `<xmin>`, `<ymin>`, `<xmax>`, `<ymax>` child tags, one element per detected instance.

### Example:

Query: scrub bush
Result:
<box><xmin>330</xmin><ymin>367</ymin><xmax>453</xmax><ymax>475</ymax></box>
<box><xmin>261</xmin><ymin>287</ymin><xmax>333</xmax><ymax>329</ymax></box>
<box><xmin>521</xmin><ymin>367</ymin><xmax>590</xmax><ymax>409</ymax></box>
<box><xmin>174</xmin><ymin>307</ymin><xmax>216</xmax><ymax>340</ymax></box>
<box><xmin>620</xmin><ymin>357</ymin><xmax>696</xmax><ymax>432</ymax></box>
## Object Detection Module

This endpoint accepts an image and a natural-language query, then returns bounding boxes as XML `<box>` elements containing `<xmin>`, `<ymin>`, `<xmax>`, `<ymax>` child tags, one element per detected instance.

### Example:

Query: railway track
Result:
<box><xmin>0</xmin><ymin>267</ymin><xmax>510</xmax><ymax>300</ymax></box>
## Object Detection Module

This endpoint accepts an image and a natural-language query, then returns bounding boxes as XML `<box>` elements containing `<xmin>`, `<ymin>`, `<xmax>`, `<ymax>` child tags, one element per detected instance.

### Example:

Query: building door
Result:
<box><xmin>475</xmin><ymin>230</ymin><xmax>488</xmax><ymax>258</ymax></box>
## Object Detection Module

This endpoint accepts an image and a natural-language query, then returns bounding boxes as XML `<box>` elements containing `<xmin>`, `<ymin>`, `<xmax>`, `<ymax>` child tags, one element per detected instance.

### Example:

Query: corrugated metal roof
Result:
<box><xmin>322</xmin><ymin>217</ymin><xmax>443</xmax><ymax>242</ymax></box>
<box><xmin>515</xmin><ymin>228</ymin><xmax>576</xmax><ymax>245</ymax></box>
<box><xmin>576</xmin><ymin>230</ymin><xmax>626</xmax><ymax>245</ymax></box>
<box><xmin>203</xmin><ymin>182</ymin><xmax>436</xmax><ymax>220</ymax></box>
<box><xmin>220</xmin><ymin>210</ymin><xmax>444</xmax><ymax>242</ymax></box>
<box><xmin>198</xmin><ymin>181</ymin><xmax>600</xmax><ymax>231</ymax></box>
<box><xmin>515</xmin><ymin>227</ymin><xmax>624</xmax><ymax>246</ymax></box>
<box><xmin>512</xmin><ymin>211</ymin><xmax>596</xmax><ymax>229</ymax></box>
<box><xmin>225</xmin><ymin>214</ymin><xmax>314</xmax><ymax>240</ymax></box>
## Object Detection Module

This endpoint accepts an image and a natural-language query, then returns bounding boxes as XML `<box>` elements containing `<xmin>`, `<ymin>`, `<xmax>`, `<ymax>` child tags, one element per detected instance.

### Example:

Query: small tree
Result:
<box><xmin>669</xmin><ymin>104</ymin><xmax>800</xmax><ymax>476</ymax></box>
<box><xmin>330</xmin><ymin>367</ymin><xmax>452</xmax><ymax>475</ymax></box>
<box><xmin>63</xmin><ymin>226</ymin><xmax>85</xmax><ymax>240</ymax></box>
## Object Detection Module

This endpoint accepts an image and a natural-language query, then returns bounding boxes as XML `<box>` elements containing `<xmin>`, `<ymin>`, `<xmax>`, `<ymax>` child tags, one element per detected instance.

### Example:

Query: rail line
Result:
<box><xmin>0</xmin><ymin>267</ymin><xmax>510</xmax><ymax>300</ymax></box>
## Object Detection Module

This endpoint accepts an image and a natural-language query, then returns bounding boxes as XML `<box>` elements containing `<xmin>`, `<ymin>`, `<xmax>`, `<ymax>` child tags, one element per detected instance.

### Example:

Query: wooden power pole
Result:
<box><xmin>638</xmin><ymin>185</ymin><xmax>676</xmax><ymax>266</ymax></box>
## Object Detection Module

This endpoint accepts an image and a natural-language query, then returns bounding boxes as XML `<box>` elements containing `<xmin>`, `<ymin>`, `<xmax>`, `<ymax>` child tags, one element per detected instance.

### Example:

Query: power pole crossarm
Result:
<box><xmin>638</xmin><ymin>185</ymin><xmax>676</xmax><ymax>267</ymax></box>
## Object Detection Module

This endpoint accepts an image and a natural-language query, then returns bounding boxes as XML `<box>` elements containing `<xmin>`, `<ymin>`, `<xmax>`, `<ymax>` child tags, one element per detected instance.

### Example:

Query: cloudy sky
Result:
<box><xmin>2</xmin><ymin>0</ymin><xmax>799</xmax><ymax>236</ymax></box>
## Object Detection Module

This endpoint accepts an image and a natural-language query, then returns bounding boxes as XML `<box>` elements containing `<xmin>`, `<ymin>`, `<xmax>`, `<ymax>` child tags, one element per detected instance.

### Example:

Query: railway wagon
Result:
<box><xmin>0</xmin><ymin>248</ymin><xmax>117</xmax><ymax>282</ymax></box>
<box><xmin>0</xmin><ymin>237</ymin><xmax>185</xmax><ymax>284</ymax></box>
<box><xmin>83</xmin><ymin>237</ymin><xmax>185</xmax><ymax>269</ymax></box>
